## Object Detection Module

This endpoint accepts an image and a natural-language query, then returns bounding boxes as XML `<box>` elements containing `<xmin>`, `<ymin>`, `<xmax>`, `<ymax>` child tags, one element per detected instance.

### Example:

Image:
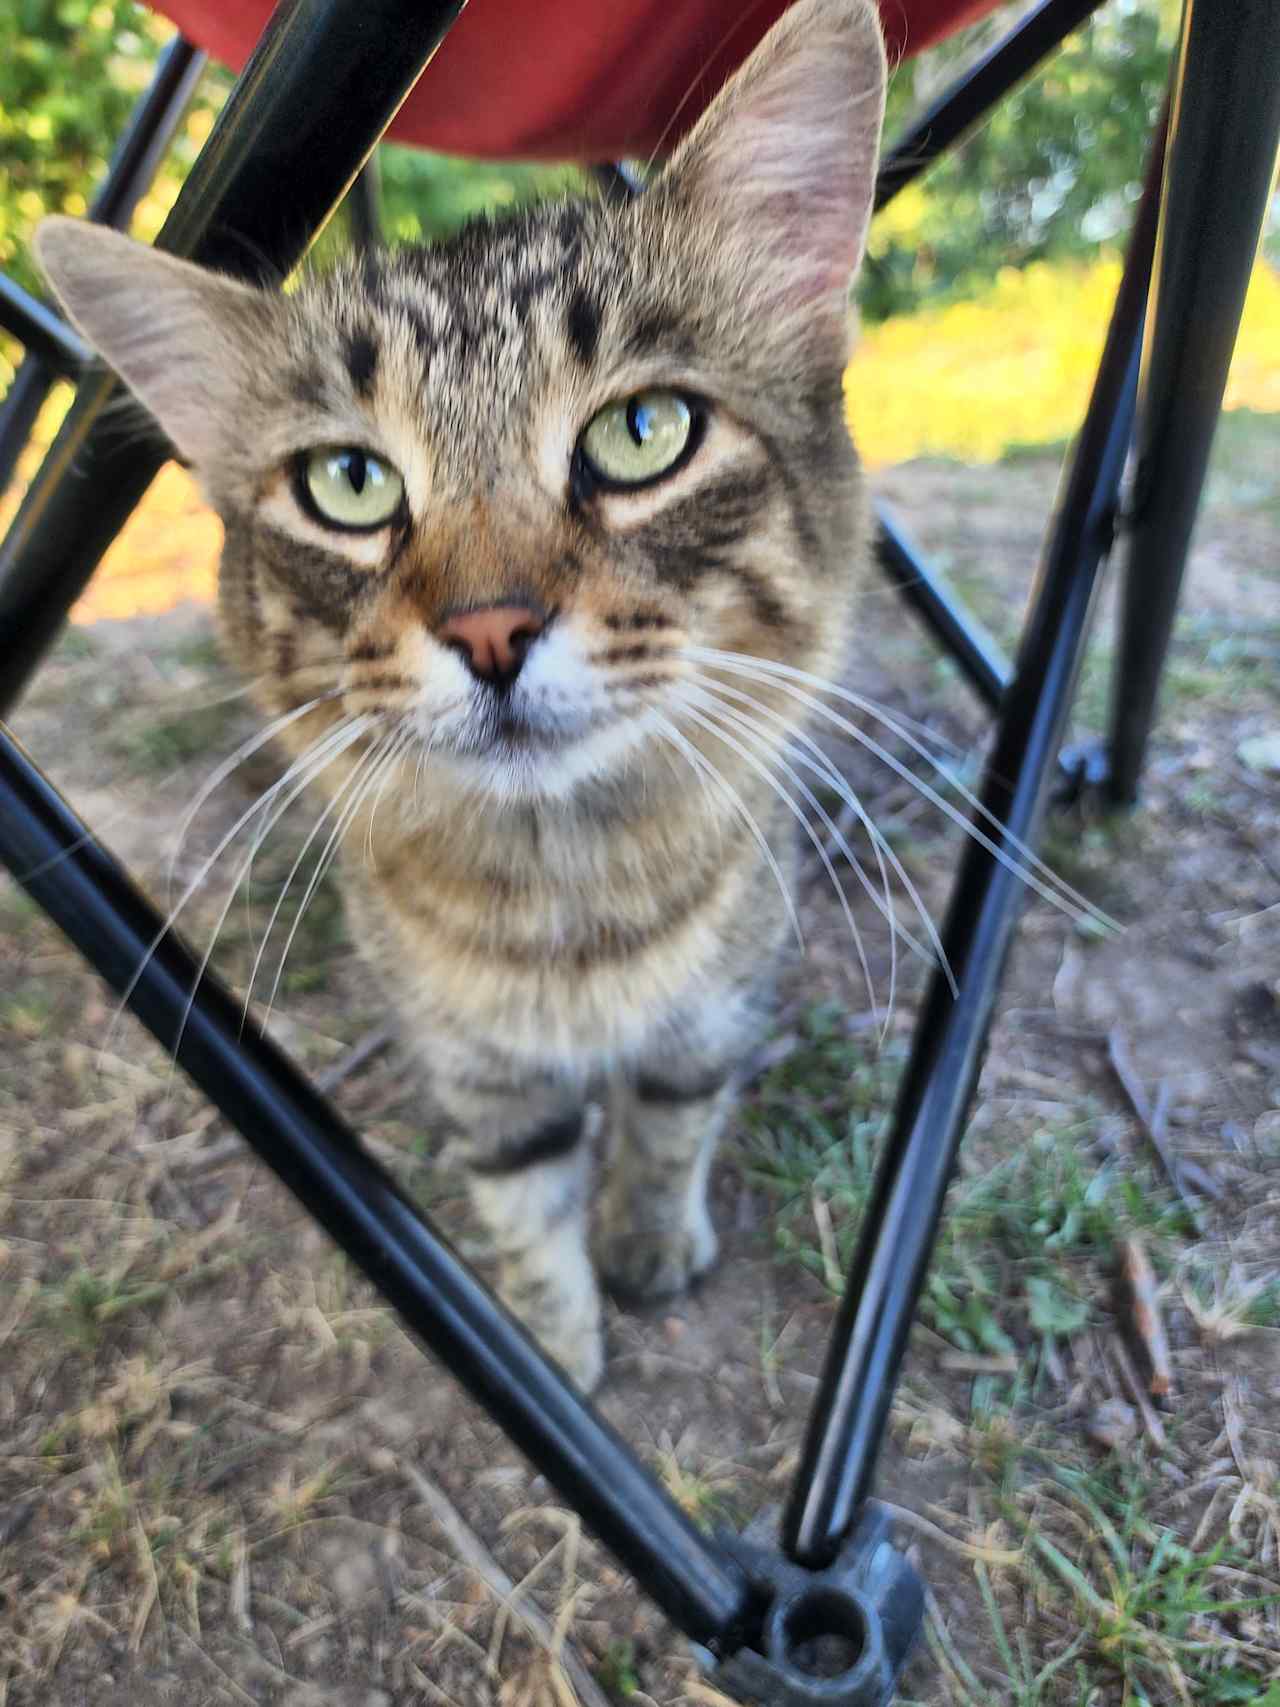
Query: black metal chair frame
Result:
<box><xmin>1</xmin><ymin>1</ymin><xmax>1277</xmax><ymax>1700</ymax></box>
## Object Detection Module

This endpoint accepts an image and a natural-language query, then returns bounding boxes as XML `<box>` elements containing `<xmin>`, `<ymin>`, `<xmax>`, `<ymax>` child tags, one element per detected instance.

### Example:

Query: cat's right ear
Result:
<box><xmin>656</xmin><ymin>0</ymin><xmax>886</xmax><ymax>355</ymax></box>
<box><xmin>35</xmin><ymin>217</ymin><xmax>278</xmax><ymax>468</ymax></box>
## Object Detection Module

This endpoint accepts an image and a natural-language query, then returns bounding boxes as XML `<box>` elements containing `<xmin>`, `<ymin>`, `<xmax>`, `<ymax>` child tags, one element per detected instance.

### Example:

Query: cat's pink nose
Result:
<box><xmin>437</xmin><ymin>603</ymin><xmax>545</xmax><ymax>685</ymax></box>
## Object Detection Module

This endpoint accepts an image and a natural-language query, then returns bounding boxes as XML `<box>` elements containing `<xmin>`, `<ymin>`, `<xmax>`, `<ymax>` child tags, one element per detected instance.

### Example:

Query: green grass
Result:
<box><xmin>55</xmin><ymin>627</ymin><xmax>98</xmax><ymax>662</ymax></box>
<box><xmin>1016</xmin><ymin>1462</ymin><xmax>1280</xmax><ymax>1705</ymax></box>
<box><xmin>169</xmin><ymin>632</ymin><xmax>225</xmax><ymax>672</ymax></box>
<box><xmin>0</xmin><ymin>983</ymin><xmax>58</xmax><ymax>1038</ymax></box>
<box><xmin>40</xmin><ymin>1235</ymin><xmax>268</xmax><ymax>1354</ymax></box>
<box><xmin>1071</xmin><ymin>613</ymin><xmax>1280</xmax><ymax>740</ymax></box>
<box><xmin>1204</xmin><ymin>410</ymin><xmax>1280</xmax><ymax>519</ymax></box>
<box><xmin>0</xmin><ymin>881</ymin><xmax>43</xmax><ymax>935</ymax></box>
<box><xmin>113</xmin><ymin>700</ymin><xmax>244</xmax><ymax>776</ymax></box>
<box><xmin>598</xmin><ymin>1640</ymin><xmax>641</xmax><ymax>1700</ymax></box>
<box><xmin>743</xmin><ymin>1003</ymin><xmax>1193</xmax><ymax>1370</ymax></box>
<box><xmin>49</xmin><ymin>1265</ymin><xmax>174</xmax><ymax>1351</ymax></box>
<box><xmin>745</xmin><ymin>1006</ymin><xmax>1279</xmax><ymax>1703</ymax></box>
<box><xmin>998</xmin><ymin>437</ymin><xmax>1073</xmax><ymax>467</ymax></box>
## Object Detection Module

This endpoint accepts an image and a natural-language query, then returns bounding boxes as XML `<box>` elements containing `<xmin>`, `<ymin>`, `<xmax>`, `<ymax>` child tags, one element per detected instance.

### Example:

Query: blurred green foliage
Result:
<box><xmin>865</xmin><ymin>0</ymin><xmax>1179</xmax><ymax>320</ymax></box>
<box><xmin>0</xmin><ymin>0</ymin><xmax>1201</xmax><ymax>332</ymax></box>
<box><xmin>0</xmin><ymin>2</ymin><xmax>581</xmax><ymax>299</ymax></box>
<box><xmin>1</xmin><ymin>0</ymin><xmax>185</xmax><ymax>294</ymax></box>
<box><xmin>376</xmin><ymin>148</ymin><xmax>583</xmax><ymax>249</ymax></box>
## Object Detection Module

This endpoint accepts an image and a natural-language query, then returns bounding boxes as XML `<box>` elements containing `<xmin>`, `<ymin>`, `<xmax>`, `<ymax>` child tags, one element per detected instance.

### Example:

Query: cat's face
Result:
<box><xmin>38</xmin><ymin>0</ymin><xmax>887</xmax><ymax>805</ymax></box>
<box><xmin>205</xmin><ymin>203</ymin><xmax>867</xmax><ymax>803</ymax></box>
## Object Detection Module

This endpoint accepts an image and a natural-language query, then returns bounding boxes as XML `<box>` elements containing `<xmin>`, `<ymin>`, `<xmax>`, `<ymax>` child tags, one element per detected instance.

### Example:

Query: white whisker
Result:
<box><xmin>165</xmin><ymin>716</ymin><xmax>374</xmax><ymax>1062</ymax></box>
<box><xmin>364</xmin><ymin>728</ymin><xmax>410</xmax><ymax>870</ymax></box>
<box><xmin>243</xmin><ymin>723</ymin><xmax>395</xmax><ymax>1026</ymax></box>
<box><xmin>258</xmin><ymin>725</ymin><xmax>410</xmax><ymax>1034</ymax></box>
<box><xmin>670</xmin><ymin>687</ymin><xmax>877</xmax><ymax>1013</ymax></box>
<box><xmin>680</xmin><ymin>679</ymin><xmax>931</xmax><ymax>1025</ymax></box>
<box><xmin>647</xmin><ymin>710</ymin><xmax>804</xmax><ymax>952</ymax></box>
<box><xmin>167</xmin><ymin>689</ymin><xmax>344</xmax><ymax>899</ymax></box>
<box><xmin>687</xmin><ymin>647</ymin><xmax>1115</xmax><ymax>929</ymax></box>
<box><xmin>107</xmin><ymin>715</ymin><xmax>369</xmax><ymax>1062</ymax></box>
<box><xmin>685</xmin><ymin>672</ymin><xmax>953</xmax><ymax>1004</ymax></box>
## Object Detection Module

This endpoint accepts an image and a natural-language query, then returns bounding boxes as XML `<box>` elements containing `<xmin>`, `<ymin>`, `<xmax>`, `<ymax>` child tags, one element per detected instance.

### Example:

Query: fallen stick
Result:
<box><xmin>1108</xmin><ymin>1335</ymin><xmax>1168</xmax><ymax>1448</ymax></box>
<box><xmin>1105</xmin><ymin>1029</ymin><xmax>1219</xmax><ymax>1217</ymax></box>
<box><xmin>1114</xmin><ymin>1237</ymin><xmax>1173</xmax><ymax>1399</ymax></box>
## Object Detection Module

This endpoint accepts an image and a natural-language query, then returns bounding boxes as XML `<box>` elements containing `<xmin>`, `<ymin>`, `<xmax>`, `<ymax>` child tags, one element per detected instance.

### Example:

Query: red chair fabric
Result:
<box><xmin>149</xmin><ymin>0</ymin><xmax>1007</xmax><ymax>162</ymax></box>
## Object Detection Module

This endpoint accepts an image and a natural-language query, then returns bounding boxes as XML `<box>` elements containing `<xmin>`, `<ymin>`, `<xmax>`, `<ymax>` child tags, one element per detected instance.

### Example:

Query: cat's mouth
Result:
<box><xmin>412</xmin><ymin>689</ymin><xmax>653</xmax><ymax>804</ymax></box>
<box><xmin>489</xmin><ymin>709</ymin><xmax>563</xmax><ymax>750</ymax></box>
<box><xmin>430</xmin><ymin>691</ymin><xmax>604</xmax><ymax>769</ymax></box>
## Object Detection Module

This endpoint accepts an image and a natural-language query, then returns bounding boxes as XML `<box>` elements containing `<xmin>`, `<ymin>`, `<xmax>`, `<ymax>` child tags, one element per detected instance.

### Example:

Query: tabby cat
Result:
<box><xmin>37</xmin><ymin>0</ymin><xmax>887</xmax><ymax>1390</ymax></box>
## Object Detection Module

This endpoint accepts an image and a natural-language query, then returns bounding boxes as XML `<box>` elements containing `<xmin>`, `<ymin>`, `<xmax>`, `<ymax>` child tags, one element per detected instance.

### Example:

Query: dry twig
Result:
<box><xmin>1107</xmin><ymin>1336</ymin><xmax>1168</xmax><ymax>1448</ymax></box>
<box><xmin>1106</xmin><ymin>1029</ymin><xmax>1220</xmax><ymax>1216</ymax></box>
<box><xmin>1114</xmin><ymin>1237</ymin><xmax>1173</xmax><ymax>1398</ymax></box>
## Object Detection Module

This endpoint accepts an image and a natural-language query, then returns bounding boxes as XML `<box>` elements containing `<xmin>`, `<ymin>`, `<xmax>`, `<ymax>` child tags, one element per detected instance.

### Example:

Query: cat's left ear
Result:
<box><xmin>658</xmin><ymin>0</ymin><xmax>886</xmax><ymax>341</ymax></box>
<box><xmin>35</xmin><ymin>217</ymin><xmax>280</xmax><ymax>468</ymax></box>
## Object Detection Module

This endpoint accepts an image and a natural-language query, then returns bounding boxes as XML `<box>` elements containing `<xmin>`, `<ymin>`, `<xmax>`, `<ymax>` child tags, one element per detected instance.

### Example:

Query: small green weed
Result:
<box><xmin>56</xmin><ymin>627</ymin><xmax>98</xmax><ymax>662</ymax></box>
<box><xmin>1073</xmin><ymin>610</ymin><xmax>1280</xmax><ymax>738</ymax></box>
<box><xmin>652</xmin><ymin>1433</ymin><xmax>741</xmax><ymax>1530</ymax></box>
<box><xmin>49</xmin><ymin>1265</ymin><xmax>172</xmax><ymax>1350</ymax></box>
<box><xmin>1020</xmin><ymin>1463</ymin><xmax>1280</xmax><ymax>1704</ymax></box>
<box><xmin>598</xmin><ymin>1639</ymin><xmax>641</xmax><ymax>1700</ymax></box>
<box><xmin>0</xmin><ymin>882</ymin><xmax>44</xmax><ymax>936</ymax></box>
<box><xmin>170</xmin><ymin>632</ymin><xmax>225</xmax><ymax>672</ymax></box>
<box><xmin>0</xmin><ymin>985</ymin><xmax>58</xmax><ymax>1038</ymax></box>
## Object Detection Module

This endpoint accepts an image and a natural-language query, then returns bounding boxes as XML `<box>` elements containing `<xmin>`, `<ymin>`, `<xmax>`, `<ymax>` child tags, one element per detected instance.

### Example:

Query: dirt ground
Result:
<box><xmin>2</xmin><ymin>417</ymin><xmax>1278</xmax><ymax>1705</ymax></box>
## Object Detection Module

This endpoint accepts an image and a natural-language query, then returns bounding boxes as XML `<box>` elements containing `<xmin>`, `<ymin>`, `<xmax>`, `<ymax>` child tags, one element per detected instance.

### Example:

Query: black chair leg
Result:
<box><xmin>0</xmin><ymin>361</ymin><xmax>61</xmax><ymax>500</ymax></box>
<box><xmin>1106</xmin><ymin>0</ymin><xmax>1280</xmax><ymax>805</ymax></box>
<box><xmin>782</xmin><ymin>100</ymin><xmax>1167</xmax><ymax>1573</ymax></box>
<box><xmin>873</xmin><ymin>506</ymin><xmax>1012</xmax><ymax>713</ymax></box>
<box><xmin>346</xmin><ymin>153</ymin><xmax>384</xmax><ymax>253</ymax></box>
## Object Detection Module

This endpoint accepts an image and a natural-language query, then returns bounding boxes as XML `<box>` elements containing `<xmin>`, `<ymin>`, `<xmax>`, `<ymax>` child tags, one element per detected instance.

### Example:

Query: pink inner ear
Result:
<box><xmin>681</xmin><ymin>23</ymin><xmax>885</xmax><ymax>323</ymax></box>
<box><xmin>732</xmin><ymin>123</ymin><xmax>877</xmax><ymax>316</ymax></box>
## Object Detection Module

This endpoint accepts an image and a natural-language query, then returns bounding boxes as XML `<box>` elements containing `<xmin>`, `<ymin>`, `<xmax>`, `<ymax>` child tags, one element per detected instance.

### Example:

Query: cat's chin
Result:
<box><xmin>425</xmin><ymin>715</ymin><xmax>658</xmax><ymax>808</ymax></box>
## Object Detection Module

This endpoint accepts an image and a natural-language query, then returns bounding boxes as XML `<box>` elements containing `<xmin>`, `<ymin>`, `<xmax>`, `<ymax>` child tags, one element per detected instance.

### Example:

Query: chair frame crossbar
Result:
<box><xmin>1</xmin><ymin>0</ymin><xmax>1277</xmax><ymax>1698</ymax></box>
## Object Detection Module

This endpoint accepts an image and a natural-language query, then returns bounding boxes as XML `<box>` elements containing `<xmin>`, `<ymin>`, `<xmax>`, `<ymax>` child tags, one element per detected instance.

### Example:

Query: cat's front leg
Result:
<box><xmin>595</xmin><ymin>1066</ymin><xmax>736</xmax><ymax>1301</ymax></box>
<box><xmin>598</xmin><ymin>976</ymin><xmax>771</xmax><ymax>1301</ymax></box>
<box><xmin>436</xmin><ymin>1072</ymin><xmax>603</xmax><ymax>1392</ymax></box>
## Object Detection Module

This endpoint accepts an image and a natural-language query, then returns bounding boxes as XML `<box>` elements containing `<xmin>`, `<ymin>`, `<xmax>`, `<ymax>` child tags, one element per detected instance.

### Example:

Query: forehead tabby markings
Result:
<box><xmin>289</xmin><ymin>365</ymin><xmax>327</xmax><ymax>409</ymax></box>
<box><xmin>624</xmin><ymin>310</ymin><xmax>697</xmax><ymax>362</ymax></box>
<box><xmin>348</xmin><ymin>206</ymin><xmax>598</xmax><ymax>390</ymax></box>
<box><xmin>343</xmin><ymin>329</ymin><xmax>379</xmax><ymax>398</ymax></box>
<box><xmin>566</xmin><ymin>288</ymin><xmax>602</xmax><ymax>366</ymax></box>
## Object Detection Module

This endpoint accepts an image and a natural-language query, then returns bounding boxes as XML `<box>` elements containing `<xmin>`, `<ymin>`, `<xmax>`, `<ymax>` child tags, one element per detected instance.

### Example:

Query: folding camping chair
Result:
<box><xmin>1</xmin><ymin>1</ymin><xmax>1277</xmax><ymax>1699</ymax></box>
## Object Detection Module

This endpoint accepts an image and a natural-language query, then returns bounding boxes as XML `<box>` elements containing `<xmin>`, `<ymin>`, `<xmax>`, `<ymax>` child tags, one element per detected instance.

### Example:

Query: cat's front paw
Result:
<box><xmin>541</xmin><ymin>1319</ymin><xmax>606</xmax><ymax>1394</ymax></box>
<box><xmin>597</xmin><ymin>1216</ymin><xmax>719</xmax><ymax>1303</ymax></box>
<box><xmin>499</xmin><ymin>1265</ymin><xmax>605</xmax><ymax>1393</ymax></box>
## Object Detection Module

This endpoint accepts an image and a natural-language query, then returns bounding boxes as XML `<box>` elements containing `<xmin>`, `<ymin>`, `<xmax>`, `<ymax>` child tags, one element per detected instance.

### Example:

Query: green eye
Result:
<box><xmin>300</xmin><ymin>447</ymin><xmax>404</xmax><ymax>529</ymax></box>
<box><xmin>578</xmin><ymin>390</ymin><xmax>697</xmax><ymax>488</ymax></box>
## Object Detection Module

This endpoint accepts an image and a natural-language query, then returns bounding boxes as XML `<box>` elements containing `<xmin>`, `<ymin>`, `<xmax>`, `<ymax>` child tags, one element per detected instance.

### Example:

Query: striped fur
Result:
<box><xmin>37</xmin><ymin>0</ymin><xmax>887</xmax><ymax>1389</ymax></box>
